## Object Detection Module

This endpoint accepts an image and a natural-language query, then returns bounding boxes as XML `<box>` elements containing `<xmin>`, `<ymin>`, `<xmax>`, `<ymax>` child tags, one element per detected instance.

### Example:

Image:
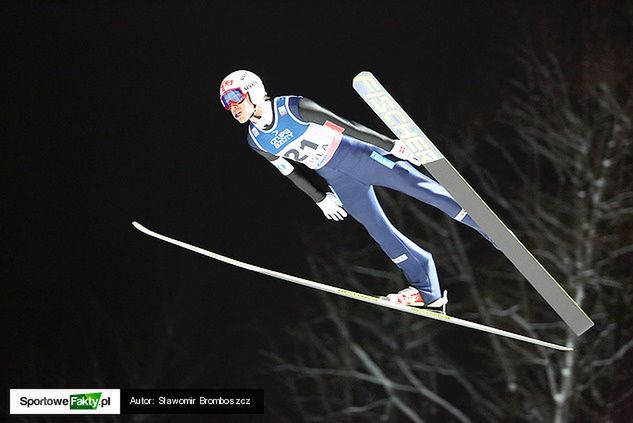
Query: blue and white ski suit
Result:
<box><xmin>247</xmin><ymin>95</ymin><xmax>487</xmax><ymax>303</ymax></box>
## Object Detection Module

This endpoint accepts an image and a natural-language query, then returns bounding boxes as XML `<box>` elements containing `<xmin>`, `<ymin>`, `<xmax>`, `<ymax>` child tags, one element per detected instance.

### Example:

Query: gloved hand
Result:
<box><xmin>390</xmin><ymin>139</ymin><xmax>422</xmax><ymax>166</ymax></box>
<box><xmin>316</xmin><ymin>192</ymin><xmax>347</xmax><ymax>221</ymax></box>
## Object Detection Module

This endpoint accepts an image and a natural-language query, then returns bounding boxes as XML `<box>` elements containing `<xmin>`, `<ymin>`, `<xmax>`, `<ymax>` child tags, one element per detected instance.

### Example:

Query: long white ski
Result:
<box><xmin>352</xmin><ymin>71</ymin><xmax>593</xmax><ymax>336</ymax></box>
<box><xmin>133</xmin><ymin>221</ymin><xmax>572</xmax><ymax>351</ymax></box>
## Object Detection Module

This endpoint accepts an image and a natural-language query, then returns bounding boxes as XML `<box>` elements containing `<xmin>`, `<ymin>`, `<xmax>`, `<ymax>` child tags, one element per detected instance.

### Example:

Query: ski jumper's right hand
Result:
<box><xmin>317</xmin><ymin>193</ymin><xmax>347</xmax><ymax>221</ymax></box>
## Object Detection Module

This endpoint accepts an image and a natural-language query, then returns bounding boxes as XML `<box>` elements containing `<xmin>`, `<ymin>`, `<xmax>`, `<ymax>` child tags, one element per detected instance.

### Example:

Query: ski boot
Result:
<box><xmin>380</xmin><ymin>287</ymin><xmax>448</xmax><ymax>313</ymax></box>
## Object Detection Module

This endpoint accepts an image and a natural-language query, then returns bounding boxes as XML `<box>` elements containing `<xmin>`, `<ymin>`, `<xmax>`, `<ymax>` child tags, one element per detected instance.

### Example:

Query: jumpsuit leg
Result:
<box><xmin>363</xmin><ymin>153</ymin><xmax>491</xmax><ymax>241</ymax></box>
<box><xmin>325</xmin><ymin>170</ymin><xmax>442</xmax><ymax>303</ymax></box>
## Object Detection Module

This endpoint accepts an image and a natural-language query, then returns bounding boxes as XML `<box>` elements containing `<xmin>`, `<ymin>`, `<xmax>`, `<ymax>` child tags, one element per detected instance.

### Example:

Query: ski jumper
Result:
<box><xmin>247</xmin><ymin>96</ymin><xmax>488</xmax><ymax>303</ymax></box>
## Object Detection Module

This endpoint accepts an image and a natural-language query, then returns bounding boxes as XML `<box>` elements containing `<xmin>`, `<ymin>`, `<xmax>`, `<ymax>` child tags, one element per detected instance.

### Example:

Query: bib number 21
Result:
<box><xmin>284</xmin><ymin>139</ymin><xmax>318</xmax><ymax>162</ymax></box>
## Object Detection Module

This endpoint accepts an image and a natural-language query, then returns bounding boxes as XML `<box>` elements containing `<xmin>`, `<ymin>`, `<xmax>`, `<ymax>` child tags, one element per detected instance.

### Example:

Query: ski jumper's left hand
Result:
<box><xmin>317</xmin><ymin>192</ymin><xmax>347</xmax><ymax>221</ymax></box>
<box><xmin>390</xmin><ymin>139</ymin><xmax>422</xmax><ymax>166</ymax></box>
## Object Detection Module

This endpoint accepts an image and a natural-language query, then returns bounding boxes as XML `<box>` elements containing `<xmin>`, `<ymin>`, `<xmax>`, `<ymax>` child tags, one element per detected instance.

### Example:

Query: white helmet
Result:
<box><xmin>219</xmin><ymin>70</ymin><xmax>267</xmax><ymax>109</ymax></box>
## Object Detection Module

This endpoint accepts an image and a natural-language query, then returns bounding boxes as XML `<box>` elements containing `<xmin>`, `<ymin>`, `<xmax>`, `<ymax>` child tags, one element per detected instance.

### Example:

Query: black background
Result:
<box><xmin>2</xmin><ymin>1</ymin><xmax>614</xmax><ymax>421</ymax></box>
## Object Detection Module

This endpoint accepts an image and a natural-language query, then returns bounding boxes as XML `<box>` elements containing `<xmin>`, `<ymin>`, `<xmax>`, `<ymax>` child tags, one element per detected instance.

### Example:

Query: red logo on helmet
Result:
<box><xmin>221</xmin><ymin>79</ymin><xmax>233</xmax><ymax>93</ymax></box>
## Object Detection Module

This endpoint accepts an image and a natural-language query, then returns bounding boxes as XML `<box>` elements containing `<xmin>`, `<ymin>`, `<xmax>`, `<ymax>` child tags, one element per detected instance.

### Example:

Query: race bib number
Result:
<box><xmin>281</xmin><ymin>123</ymin><xmax>341</xmax><ymax>169</ymax></box>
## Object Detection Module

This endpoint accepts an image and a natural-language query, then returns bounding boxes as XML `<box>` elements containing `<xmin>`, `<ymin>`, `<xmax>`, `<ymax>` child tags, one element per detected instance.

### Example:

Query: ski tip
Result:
<box><xmin>132</xmin><ymin>221</ymin><xmax>145</xmax><ymax>231</ymax></box>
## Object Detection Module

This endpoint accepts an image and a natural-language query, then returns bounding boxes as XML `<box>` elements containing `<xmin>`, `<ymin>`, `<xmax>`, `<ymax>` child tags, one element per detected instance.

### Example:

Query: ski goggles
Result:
<box><xmin>220</xmin><ymin>88</ymin><xmax>247</xmax><ymax>110</ymax></box>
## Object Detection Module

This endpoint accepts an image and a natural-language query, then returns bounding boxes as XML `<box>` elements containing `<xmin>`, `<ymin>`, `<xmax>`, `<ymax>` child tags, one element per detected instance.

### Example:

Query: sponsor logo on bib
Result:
<box><xmin>270</xmin><ymin>129</ymin><xmax>293</xmax><ymax>148</ymax></box>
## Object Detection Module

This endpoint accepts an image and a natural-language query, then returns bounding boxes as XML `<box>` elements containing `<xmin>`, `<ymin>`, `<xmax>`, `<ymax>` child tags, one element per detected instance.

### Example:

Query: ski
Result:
<box><xmin>352</xmin><ymin>71</ymin><xmax>593</xmax><ymax>336</ymax></box>
<box><xmin>133</xmin><ymin>221</ymin><xmax>572</xmax><ymax>351</ymax></box>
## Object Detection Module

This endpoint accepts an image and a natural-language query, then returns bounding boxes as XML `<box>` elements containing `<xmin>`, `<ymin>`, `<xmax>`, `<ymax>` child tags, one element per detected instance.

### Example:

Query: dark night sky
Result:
<box><xmin>1</xmin><ymin>1</ymin><xmax>603</xmax><ymax>420</ymax></box>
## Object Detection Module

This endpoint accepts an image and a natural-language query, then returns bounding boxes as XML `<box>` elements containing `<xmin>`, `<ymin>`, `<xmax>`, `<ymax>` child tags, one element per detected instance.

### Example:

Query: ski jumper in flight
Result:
<box><xmin>220</xmin><ymin>70</ymin><xmax>493</xmax><ymax>308</ymax></box>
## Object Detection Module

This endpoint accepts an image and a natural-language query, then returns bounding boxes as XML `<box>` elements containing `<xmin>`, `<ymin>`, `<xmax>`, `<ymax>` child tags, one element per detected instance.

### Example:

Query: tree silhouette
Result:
<box><xmin>264</xmin><ymin>3</ymin><xmax>633</xmax><ymax>422</ymax></box>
